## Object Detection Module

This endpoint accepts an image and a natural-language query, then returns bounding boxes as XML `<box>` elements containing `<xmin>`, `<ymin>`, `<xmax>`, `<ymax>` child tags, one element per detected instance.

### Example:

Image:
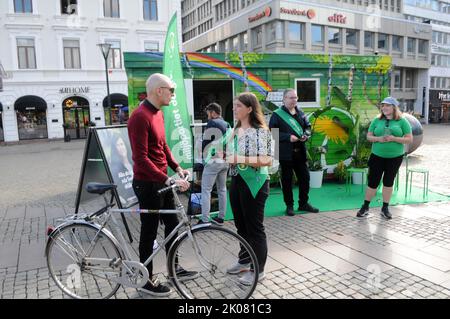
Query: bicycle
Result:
<box><xmin>45</xmin><ymin>177</ymin><xmax>259</xmax><ymax>299</ymax></box>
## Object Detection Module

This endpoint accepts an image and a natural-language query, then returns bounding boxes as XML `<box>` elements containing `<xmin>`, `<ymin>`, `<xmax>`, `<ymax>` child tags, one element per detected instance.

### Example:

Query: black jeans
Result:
<box><xmin>367</xmin><ymin>153</ymin><xmax>404</xmax><ymax>189</ymax></box>
<box><xmin>229</xmin><ymin>174</ymin><xmax>269</xmax><ymax>273</ymax></box>
<box><xmin>279</xmin><ymin>151</ymin><xmax>310</xmax><ymax>207</ymax></box>
<box><xmin>132</xmin><ymin>179</ymin><xmax>179</xmax><ymax>278</ymax></box>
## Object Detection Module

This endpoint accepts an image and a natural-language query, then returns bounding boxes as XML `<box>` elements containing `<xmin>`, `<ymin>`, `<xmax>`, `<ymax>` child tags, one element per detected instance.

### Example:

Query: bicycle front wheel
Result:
<box><xmin>46</xmin><ymin>222</ymin><xmax>122</xmax><ymax>299</ymax></box>
<box><xmin>167</xmin><ymin>225</ymin><xmax>259</xmax><ymax>299</ymax></box>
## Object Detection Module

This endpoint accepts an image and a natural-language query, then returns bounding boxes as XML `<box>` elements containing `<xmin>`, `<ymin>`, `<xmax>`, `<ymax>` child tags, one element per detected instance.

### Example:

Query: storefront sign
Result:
<box><xmin>328</xmin><ymin>13</ymin><xmax>346</xmax><ymax>24</ymax></box>
<box><xmin>59</xmin><ymin>87</ymin><xmax>90</xmax><ymax>94</ymax></box>
<box><xmin>438</xmin><ymin>92</ymin><xmax>450</xmax><ymax>101</ymax></box>
<box><xmin>280</xmin><ymin>7</ymin><xmax>315</xmax><ymax>19</ymax></box>
<box><xmin>248</xmin><ymin>7</ymin><xmax>272</xmax><ymax>22</ymax></box>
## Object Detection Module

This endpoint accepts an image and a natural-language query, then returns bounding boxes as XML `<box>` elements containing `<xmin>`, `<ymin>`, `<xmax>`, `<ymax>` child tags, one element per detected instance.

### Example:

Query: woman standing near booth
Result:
<box><xmin>356</xmin><ymin>97</ymin><xmax>412</xmax><ymax>220</ymax></box>
<box><xmin>226</xmin><ymin>92</ymin><xmax>273</xmax><ymax>286</ymax></box>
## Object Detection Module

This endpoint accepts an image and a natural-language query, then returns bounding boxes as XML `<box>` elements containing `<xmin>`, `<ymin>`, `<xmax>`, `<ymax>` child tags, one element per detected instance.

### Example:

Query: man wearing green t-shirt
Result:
<box><xmin>356</xmin><ymin>97</ymin><xmax>413</xmax><ymax>220</ymax></box>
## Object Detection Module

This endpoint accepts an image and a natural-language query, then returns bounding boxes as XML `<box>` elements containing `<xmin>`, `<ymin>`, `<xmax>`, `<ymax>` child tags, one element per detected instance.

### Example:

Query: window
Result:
<box><xmin>17</xmin><ymin>38</ymin><xmax>36</xmax><ymax>69</ymax></box>
<box><xmin>63</xmin><ymin>39</ymin><xmax>81</xmax><ymax>69</ymax></box>
<box><xmin>328</xmin><ymin>27</ymin><xmax>341</xmax><ymax>45</ymax></box>
<box><xmin>252</xmin><ymin>26</ymin><xmax>262</xmax><ymax>47</ymax></box>
<box><xmin>144</xmin><ymin>41</ymin><xmax>159</xmax><ymax>52</ymax></box>
<box><xmin>104</xmin><ymin>0</ymin><xmax>120</xmax><ymax>18</ymax></box>
<box><xmin>418</xmin><ymin>39</ymin><xmax>427</xmax><ymax>54</ymax></box>
<box><xmin>61</xmin><ymin>0</ymin><xmax>77</xmax><ymax>14</ymax></box>
<box><xmin>106</xmin><ymin>40</ymin><xmax>122</xmax><ymax>69</ymax></box>
<box><xmin>405</xmin><ymin>69</ymin><xmax>415</xmax><ymax>88</ymax></box>
<box><xmin>393</xmin><ymin>70</ymin><xmax>402</xmax><ymax>89</ymax></box>
<box><xmin>346</xmin><ymin>29</ymin><xmax>357</xmax><ymax>46</ymax></box>
<box><xmin>311</xmin><ymin>25</ymin><xmax>323</xmax><ymax>44</ymax></box>
<box><xmin>232</xmin><ymin>36</ymin><xmax>239</xmax><ymax>50</ymax></box>
<box><xmin>295</xmin><ymin>79</ymin><xmax>320</xmax><ymax>107</ymax></box>
<box><xmin>144</xmin><ymin>0</ymin><xmax>158</xmax><ymax>21</ymax></box>
<box><xmin>242</xmin><ymin>33</ymin><xmax>248</xmax><ymax>51</ymax></box>
<box><xmin>14</xmin><ymin>0</ymin><xmax>32</xmax><ymax>13</ymax></box>
<box><xmin>407</xmin><ymin>38</ymin><xmax>416</xmax><ymax>53</ymax></box>
<box><xmin>392</xmin><ymin>35</ymin><xmax>402</xmax><ymax>51</ymax></box>
<box><xmin>266</xmin><ymin>21</ymin><xmax>283</xmax><ymax>43</ymax></box>
<box><xmin>378</xmin><ymin>33</ymin><xmax>388</xmax><ymax>50</ymax></box>
<box><xmin>289</xmin><ymin>22</ymin><xmax>303</xmax><ymax>41</ymax></box>
<box><xmin>430</xmin><ymin>77</ymin><xmax>435</xmax><ymax>88</ymax></box>
<box><xmin>364</xmin><ymin>31</ymin><xmax>374</xmax><ymax>48</ymax></box>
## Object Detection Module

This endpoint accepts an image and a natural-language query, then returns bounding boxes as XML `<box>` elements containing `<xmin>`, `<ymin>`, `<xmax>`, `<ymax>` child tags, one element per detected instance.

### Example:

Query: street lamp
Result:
<box><xmin>98</xmin><ymin>43</ymin><xmax>112</xmax><ymax>125</ymax></box>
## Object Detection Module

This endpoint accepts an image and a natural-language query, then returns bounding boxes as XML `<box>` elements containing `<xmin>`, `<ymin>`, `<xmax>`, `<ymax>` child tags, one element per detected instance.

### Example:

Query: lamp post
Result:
<box><xmin>98</xmin><ymin>43</ymin><xmax>112</xmax><ymax>125</ymax></box>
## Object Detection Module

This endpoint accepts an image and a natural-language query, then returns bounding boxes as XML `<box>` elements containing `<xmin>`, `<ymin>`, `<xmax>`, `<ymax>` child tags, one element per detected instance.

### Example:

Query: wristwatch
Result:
<box><xmin>169</xmin><ymin>179</ymin><xmax>176</xmax><ymax>186</ymax></box>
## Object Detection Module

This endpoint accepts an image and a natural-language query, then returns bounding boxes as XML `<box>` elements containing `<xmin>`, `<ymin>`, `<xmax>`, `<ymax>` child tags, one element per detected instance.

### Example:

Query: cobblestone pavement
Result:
<box><xmin>0</xmin><ymin>124</ymin><xmax>450</xmax><ymax>299</ymax></box>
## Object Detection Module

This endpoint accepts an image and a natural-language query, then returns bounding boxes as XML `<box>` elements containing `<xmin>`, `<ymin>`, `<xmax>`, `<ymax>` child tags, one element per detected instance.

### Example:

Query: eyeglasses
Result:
<box><xmin>160</xmin><ymin>87</ymin><xmax>175</xmax><ymax>93</ymax></box>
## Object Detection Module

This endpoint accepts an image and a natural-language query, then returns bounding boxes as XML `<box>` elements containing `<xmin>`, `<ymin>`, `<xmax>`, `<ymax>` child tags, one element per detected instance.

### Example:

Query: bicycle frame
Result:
<box><xmin>94</xmin><ymin>185</ymin><xmax>212</xmax><ymax>278</ymax></box>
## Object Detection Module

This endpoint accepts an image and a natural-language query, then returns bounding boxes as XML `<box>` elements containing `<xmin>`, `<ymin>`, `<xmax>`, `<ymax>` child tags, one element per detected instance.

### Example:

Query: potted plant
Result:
<box><xmin>333</xmin><ymin>160</ymin><xmax>347</xmax><ymax>184</ymax></box>
<box><xmin>307</xmin><ymin>146</ymin><xmax>327</xmax><ymax>188</ymax></box>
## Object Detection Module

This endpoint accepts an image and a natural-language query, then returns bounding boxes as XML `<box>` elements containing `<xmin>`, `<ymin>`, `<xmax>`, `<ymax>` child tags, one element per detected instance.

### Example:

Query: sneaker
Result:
<box><xmin>196</xmin><ymin>219</ymin><xmax>208</xmax><ymax>225</ymax></box>
<box><xmin>286</xmin><ymin>206</ymin><xmax>295</xmax><ymax>216</ymax></box>
<box><xmin>238</xmin><ymin>271</ymin><xmax>265</xmax><ymax>286</ymax></box>
<box><xmin>138</xmin><ymin>279</ymin><xmax>171</xmax><ymax>297</ymax></box>
<box><xmin>175</xmin><ymin>266</ymin><xmax>199</xmax><ymax>281</ymax></box>
<box><xmin>380</xmin><ymin>207</ymin><xmax>392</xmax><ymax>220</ymax></box>
<box><xmin>226</xmin><ymin>262</ymin><xmax>251</xmax><ymax>274</ymax></box>
<box><xmin>356</xmin><ymin>206</ymin><xmax>369</xmax><ymax>218</ymax></box>
<box><xmin>211</xmin><ymin>217</ymin><xmax>224</xmax><ymax>226</ymax></box>
<box><xmin>298</xmin><ymin>203</ymin><xmax>319</xmax><ymax>213</ymax></box>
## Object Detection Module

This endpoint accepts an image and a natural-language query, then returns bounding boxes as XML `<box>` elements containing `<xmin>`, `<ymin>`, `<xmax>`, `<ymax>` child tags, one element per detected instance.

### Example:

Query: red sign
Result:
<box><xmin>248</xmin><ymin>7</ymin><xmax>272</xmax><ymax>22</ymax></box>
<box><xmin>280</xmin><ymin>7</ymin><xmax>315</xmax><ymax>19</ymax></box>
<box><xmin>328</xmin><ymin>13</ymin><xmax>347</xmax><ymax>24</ymax></box>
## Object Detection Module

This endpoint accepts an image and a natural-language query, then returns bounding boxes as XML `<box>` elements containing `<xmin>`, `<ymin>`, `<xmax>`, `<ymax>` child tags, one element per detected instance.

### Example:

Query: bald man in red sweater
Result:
<box><xmin>128</xmin><ymin>73</ymin><xmax>195</xmax><ymax>296</ymax></box>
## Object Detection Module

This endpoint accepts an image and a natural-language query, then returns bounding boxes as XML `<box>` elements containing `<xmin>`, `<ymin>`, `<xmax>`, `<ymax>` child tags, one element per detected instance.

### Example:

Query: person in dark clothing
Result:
<box><xmin>128</xmin><ymin>73</ymin><xmax>196</xmax><ymax>297</ymax></box>
<box><xmin>269</xmin><ymin>88</ymin><xmax>319</xmax><ymax>216</ymax></box>
<box><xmin>199</xmin><ymin>103</ymin><xmax>230</xmax><ymax>225</ymax></box>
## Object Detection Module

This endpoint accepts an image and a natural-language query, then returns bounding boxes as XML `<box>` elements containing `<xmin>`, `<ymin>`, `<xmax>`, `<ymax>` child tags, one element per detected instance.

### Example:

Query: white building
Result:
<box><xmin>0</xmin><ymin>0</ymin><xmax>181</xmax><ymax>143</ymax></box>
<box><xmin>403</xmin><ymin>0</ymin><xmax>450</xmax><ymax>123</ymax></box>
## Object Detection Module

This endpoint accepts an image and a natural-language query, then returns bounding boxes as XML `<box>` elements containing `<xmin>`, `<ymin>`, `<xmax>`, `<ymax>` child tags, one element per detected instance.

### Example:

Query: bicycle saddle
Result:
<box><xmin>86</xmin><ymin>182</ymin><xmax>117</xmax><ymax>194</ymax></box>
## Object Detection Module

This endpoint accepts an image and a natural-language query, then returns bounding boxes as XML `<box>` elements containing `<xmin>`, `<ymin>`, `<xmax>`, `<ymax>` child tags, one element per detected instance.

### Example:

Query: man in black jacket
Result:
<box><xmin>269</xmin><ymin>88</ymin><xmax>319</xmax><ymax>216</ymax></box>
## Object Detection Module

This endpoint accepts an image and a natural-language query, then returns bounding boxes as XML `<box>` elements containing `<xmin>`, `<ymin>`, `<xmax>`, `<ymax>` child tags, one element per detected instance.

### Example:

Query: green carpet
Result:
<box><xmin>221</xmin><ymin>182</ymin><xmax>450</xmax><ymax>220</ymax></box>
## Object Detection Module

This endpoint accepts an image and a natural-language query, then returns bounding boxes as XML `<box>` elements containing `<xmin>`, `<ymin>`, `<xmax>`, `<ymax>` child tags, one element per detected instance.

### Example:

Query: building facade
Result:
<box><xmin>181</xmin><ymin>0</ymin><xmax>433</xmax><ymax>121</ymax></box>
<box><xmin>403</xmin><ymin>0</ymin><xmax>450</xmax><ymax>123</ymax></box>
<box><xmin>0</xmin><ymin>0</ymin><xmax>181</xmax><ymax>143</ymax></box>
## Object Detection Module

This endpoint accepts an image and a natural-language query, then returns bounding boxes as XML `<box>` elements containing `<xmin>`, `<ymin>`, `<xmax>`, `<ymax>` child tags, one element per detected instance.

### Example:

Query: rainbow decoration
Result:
<box><xmin>185</xmin><ymin>53</ymin><xmax>272</xmax><ymax>95</ymax></box>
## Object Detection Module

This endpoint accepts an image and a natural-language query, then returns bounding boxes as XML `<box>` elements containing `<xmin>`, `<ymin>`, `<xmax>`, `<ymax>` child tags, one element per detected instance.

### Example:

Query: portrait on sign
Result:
<box><xmin>96</xmin><ymin>127</ymin><xmax>137</xmax><ymax>208</ymax></box>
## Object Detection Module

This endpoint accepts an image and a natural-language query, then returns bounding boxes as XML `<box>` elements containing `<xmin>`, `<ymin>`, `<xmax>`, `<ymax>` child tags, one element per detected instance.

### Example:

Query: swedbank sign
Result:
<box><xmin>248</xmin><ymin>7</ymin><xmax>272</xmax><ymax>23</ymax></box>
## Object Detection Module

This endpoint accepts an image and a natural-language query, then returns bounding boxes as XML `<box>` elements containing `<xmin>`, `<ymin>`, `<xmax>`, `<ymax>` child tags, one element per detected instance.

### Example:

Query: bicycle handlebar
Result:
<box><xmin>157</xmin><ymin>174</ymin><xmax>190</xmax><ymax>196</ymax></box>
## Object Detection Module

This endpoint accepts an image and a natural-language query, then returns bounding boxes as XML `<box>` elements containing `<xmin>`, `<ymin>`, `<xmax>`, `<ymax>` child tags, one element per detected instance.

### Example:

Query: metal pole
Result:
<box><xmin>104</xmin><ymin>58</ymin><xmax>112</xmax><ymax>125</ymax></box>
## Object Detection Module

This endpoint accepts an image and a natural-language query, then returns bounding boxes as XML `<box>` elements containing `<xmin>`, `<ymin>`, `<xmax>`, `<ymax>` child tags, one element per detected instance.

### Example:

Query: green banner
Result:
<box><xmin>163</xmin><ymin>13</ymin><xmax>192</xmax><ymax>170</ymax></box>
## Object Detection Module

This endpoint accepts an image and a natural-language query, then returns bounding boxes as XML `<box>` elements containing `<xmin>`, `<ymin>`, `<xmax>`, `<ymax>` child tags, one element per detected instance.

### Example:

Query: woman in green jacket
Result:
<box><xmin>356</xmin><ymin>97</ymin><xmax>413</xmax><ymax>220</ymax></box>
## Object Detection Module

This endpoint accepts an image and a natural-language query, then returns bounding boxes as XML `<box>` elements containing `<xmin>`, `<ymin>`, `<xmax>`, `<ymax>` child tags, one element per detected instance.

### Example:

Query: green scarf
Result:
<box><xmin>274</xmin><ymin>108</ymin><xmax>304</xmax><ymax>137</ymax></box>
<box><xmin>232</xmin><ymin>134</ymin><xmax>269</xmax><ymax>198</ymax></box>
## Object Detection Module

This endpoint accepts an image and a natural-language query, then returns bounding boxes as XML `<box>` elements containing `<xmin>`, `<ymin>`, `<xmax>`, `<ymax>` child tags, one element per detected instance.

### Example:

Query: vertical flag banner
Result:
<box><xmin>163</xmin><ymin>13</ymin><xmax>193</xmax><ymax>170</ymax></box>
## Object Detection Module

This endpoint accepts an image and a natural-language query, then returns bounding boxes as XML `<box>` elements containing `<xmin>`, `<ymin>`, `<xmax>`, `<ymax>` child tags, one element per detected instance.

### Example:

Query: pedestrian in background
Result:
<box><xmin>199</xmin><ymin>103</ymin><xmax>230</xmax><ymax>225</ymax></box>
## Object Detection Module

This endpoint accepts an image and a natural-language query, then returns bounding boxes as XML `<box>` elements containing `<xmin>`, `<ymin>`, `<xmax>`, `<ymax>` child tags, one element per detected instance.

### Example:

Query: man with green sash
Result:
<box><xmin>269</xmin><ymin>88</ymin><xmax>319</xmax><ymax>216</ymax></box>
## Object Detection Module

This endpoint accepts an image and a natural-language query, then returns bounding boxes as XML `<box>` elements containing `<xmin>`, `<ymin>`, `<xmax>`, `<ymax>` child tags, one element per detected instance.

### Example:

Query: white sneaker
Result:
<box><xmin>238</xmin><ymin>271</ymin><xmax>265</xmax><ymax>286</ymax></box>
<box><xmin>226</xmin><ymin>262</ymin><xmax>251</xmax><ymax>274</ymax></box>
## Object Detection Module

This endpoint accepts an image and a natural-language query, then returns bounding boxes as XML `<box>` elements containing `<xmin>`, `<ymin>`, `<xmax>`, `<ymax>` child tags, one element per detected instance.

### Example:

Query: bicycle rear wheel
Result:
<box><xmin>167</xmin><ymin>225</ymin><xmax>259</xmax><ymax>299</ymax></box>
<box><xmin>46</xmin><ymin>222</ymin><xmax>122</xmax><ymax>299</ymax></box>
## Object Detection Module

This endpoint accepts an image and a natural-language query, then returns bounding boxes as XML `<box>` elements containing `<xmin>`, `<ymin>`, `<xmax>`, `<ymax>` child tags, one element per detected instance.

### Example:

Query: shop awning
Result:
<box><xmin>14</xmin><ymin>95</ymin><xmax>47</xmax><ymax>112</ymax></box>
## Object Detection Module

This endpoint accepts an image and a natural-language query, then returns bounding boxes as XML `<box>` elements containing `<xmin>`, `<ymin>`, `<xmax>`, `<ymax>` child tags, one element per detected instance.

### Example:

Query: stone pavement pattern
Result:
<box><xmin>0</xmin><ymin>125</ymin><xmax>450</xmax><ymax>299</ymax></box>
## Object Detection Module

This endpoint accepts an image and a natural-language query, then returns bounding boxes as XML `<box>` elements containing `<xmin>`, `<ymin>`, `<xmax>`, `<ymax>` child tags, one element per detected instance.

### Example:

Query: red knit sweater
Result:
<box><xmin>127</xmin><ymin>99</ymin><xmax>179</xmax><ymax>183</ymax></box>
